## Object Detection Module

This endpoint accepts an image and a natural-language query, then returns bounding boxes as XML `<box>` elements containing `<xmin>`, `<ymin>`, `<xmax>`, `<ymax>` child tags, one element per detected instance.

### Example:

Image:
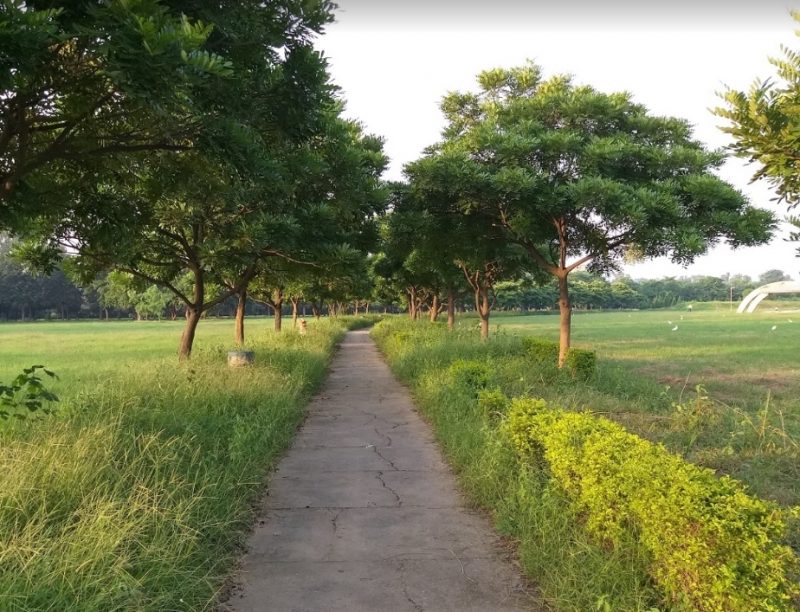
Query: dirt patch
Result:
<box><xmin>635</xmin><ymin>366</ymin><xmax>798</xmax><ymax>394</ymax></box>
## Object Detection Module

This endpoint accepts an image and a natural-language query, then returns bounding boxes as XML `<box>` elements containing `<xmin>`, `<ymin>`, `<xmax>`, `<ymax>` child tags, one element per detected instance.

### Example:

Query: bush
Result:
<box><xmin>522</xmin><ymin>337</ymin><xmax>596</xmax><ymax>379</ymax></box>
<box><xmin>521</xmin><ymin>337</ymin><xmax>559</xmax><ymax>364</ymax></box>
<box><xmin>477</xmin><ymin>387</ymin><xmax>509</xmax><ymax>424</ymax></box>
<box><xmin>503</xmin><ymin>398</ymin><xmax>800</xmax><ymax>611</ymax></box>
<box><xmin>447</xmin><ymin>359</ymin><xmax>492</xmax><ymax>393</ymax></box>
<box><xmin>564</xmin><ymin>347</ymin><xmax>596</xmax><ymax>380</ymax></box>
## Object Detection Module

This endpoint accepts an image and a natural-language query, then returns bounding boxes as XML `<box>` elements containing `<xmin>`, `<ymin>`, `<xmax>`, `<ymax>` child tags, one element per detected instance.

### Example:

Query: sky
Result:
<box><xmin>315</xmin><ymin>0</ymin><xmax>800</xmax><ymax>281</ymax></box>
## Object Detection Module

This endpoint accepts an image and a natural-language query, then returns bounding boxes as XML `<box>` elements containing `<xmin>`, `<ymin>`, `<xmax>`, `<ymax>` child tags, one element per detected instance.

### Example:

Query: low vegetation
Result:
<box><xmin>372</xmin><ymin>313</ymin><xmax>799</xmax><ymax>611</ymax></box>
<box><xmin>0</xmin><ymin>317</ymin><xmax>356</xmax><ymax>610</ymax></box>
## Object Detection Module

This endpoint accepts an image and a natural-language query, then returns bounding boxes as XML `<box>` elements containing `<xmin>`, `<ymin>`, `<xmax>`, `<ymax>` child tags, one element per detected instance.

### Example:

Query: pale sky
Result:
<box><xmin>316</xmin><ymin>1</ymin><xmax>800</xmax><ymax>281</ymax></box>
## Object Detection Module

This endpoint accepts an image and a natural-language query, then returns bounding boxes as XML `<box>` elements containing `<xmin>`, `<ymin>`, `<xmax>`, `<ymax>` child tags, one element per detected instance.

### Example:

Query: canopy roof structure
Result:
<box><xmin>737</xmin><ymin>281</ymin><xmax>800</xmax><ymax>313</ymax></box>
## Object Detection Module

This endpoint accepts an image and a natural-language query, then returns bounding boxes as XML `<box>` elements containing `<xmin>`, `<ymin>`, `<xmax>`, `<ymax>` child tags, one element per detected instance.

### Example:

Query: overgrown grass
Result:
<box><xmin>372</xmin><ymin>315</ymin><xmax>799</xmax><ymax>611</ymax></box>
<box><xmin>0</xmin><ymin>316</ymin><xmax>362</xmax><ymax>610</ymax></box>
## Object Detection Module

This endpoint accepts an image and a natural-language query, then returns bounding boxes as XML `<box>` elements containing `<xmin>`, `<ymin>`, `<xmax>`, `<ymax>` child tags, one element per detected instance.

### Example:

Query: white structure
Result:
<box><xmin>737</xmin><ymin>281</ymin><xmax>800</xmax><ymax>313</ymax></box>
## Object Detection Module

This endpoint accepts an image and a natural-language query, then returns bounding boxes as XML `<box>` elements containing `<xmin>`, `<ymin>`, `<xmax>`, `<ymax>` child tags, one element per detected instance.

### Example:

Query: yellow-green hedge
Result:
<box><xmin>503</xmin><ymin>398</ymin><xmax>799</xmax><ymax>611</ymax></box>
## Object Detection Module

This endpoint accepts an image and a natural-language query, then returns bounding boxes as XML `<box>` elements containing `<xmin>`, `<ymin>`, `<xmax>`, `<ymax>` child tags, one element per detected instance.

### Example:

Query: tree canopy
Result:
<box><xmin>715</xmin><ymin>11</ymin><xmax>800</xmax><ymax>208</ymax></box>
<box><xmin>408</xmin><ymin>63</ymin><xmax>775</xmax><ymax>363</ymax></box>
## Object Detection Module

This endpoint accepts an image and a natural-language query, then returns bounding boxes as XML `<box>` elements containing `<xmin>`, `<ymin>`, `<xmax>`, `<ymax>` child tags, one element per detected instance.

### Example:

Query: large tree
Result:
<box><xmin>715</xmin><ymin>11</ymin><xmax>800</xmax><ymax>208</ymax></box>
<box><xmin>0</xmin><ymin>0</ymin><xmax>232</xmax><ymax>221</ymax></box>
<box><xmin>11</xmin><ymin>1</ymin><xmax>349</xmax><ymax>359</ymax></box>
<box><xmin>409</xmin><ymin>63</ymin><xmax>774</xmax><ymax>364</ymax></box>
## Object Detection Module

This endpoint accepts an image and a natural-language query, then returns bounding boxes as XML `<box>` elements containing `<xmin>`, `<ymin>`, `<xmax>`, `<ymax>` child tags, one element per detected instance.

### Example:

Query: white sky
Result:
<box><xmin>316</xmin><ymin>0</ymin><xmax>800</xmax><ymax>281</ymax></box>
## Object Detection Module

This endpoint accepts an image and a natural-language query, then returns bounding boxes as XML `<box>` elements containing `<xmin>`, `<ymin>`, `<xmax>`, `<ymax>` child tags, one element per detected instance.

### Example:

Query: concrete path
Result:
<box><xmin>227</xmin><ymin>330</ymin><xmax>540</xmax><ymax>612</ymax></box>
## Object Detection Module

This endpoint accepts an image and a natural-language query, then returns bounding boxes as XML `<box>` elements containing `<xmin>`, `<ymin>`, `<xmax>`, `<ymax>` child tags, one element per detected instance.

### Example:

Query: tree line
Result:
<box><xmin>1</xmin><ymin>231</ymin><xmax>793</xmax><ymax>321</ymax></box>
<box><xmin>2</xmin><ymin>3</ymin><xmax>799</xmax><ymax>364</ymax></box>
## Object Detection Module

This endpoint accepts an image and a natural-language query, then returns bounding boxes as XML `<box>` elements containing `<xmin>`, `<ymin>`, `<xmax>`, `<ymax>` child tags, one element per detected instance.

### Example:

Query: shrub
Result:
<box><xmin>0</xmin><ymin>365</ymin><xmax>59</xmax><ymax>420</ymax></box>
<box><xmin>477</xmin><ymin>387</ymin><xmax>509</xmax><ymax>424</ymax></box>
<box><xmin>503</xmin><ymin>398</ymin><xmax>800</xmax><ymax>611</ymax></box>
<box><xmin>521</xmin><ymin>337</ymin><xmax>559</xmax><ymax>364</ymax></box>
<box><xmin>447</xmin><ymin>359</ymin><xmax>492</xmax><ymax>393</ymax></box>
<box><xmin>564</xmin><ymin>347</ymin><xmax>596</xmax><ymax>380</ymax></box>
<box><xmin>522</xmin><ymin>337</ymin><xmax>597</xmax><ymax>379</ymax></box>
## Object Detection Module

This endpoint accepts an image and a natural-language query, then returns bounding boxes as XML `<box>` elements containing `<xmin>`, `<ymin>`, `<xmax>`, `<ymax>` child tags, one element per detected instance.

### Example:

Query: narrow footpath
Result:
<box><xmin>227</xmin><ymin>330</ymin><xmax>540</xmax><ymax>612</ymax></box>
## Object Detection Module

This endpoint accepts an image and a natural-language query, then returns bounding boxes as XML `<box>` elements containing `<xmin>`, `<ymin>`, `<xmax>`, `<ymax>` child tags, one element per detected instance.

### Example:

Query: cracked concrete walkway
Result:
<box><xmin>227</xmin><ymin>330</ymin><xmax>540</xmax><ymax>612</ymax></box>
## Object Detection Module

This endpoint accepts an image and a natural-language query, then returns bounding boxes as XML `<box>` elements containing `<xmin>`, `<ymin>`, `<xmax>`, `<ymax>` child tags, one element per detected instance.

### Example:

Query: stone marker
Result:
<box><xmin>228</xmin><ymin>350</ymin><xmax>255</xmax><ymax>367</ymax></box>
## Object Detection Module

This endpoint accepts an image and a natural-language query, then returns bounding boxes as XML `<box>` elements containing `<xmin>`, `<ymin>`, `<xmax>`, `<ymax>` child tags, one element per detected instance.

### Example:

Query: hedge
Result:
<box><xmin>503</xmin><ymin>398</ymin><xmax>800</xmax><ymax>611</ymax></box>
<box><xmin>521</xmin><ymin>337</ymin><xmax>596</xmax><ymax>379</ymax></box>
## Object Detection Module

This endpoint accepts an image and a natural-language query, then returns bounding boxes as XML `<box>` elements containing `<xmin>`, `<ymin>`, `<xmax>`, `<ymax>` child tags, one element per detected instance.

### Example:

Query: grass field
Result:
<box><xmin>0</xmin><ymin>316</ymin><xmax>348</xmax><ymax>610</ymax></box>
<box><xmin>488</xmin><ymin>307</ymin><xmax>800</xmax><ymax>508</ymax></box>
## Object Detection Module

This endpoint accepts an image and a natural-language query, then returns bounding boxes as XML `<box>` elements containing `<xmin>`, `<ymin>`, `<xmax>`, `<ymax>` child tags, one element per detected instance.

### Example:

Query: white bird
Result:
<box><xmin>671</xmin><ymin>325</ymin><xmax>679</xmax><ymax>331</ymax></box>
<box><xmin>771</xmin><ymin>325</ymin><xmax>777</xmax><ymax>331</ymax></box>
<box><xmin>788</xmin><ymin>319</ymin><xmax>793</xmax><ymax>323</ymax></box>
<box><xmin>667</xmin><ymin>320</ymin><xmax>672</xmax><ymax>325</ymax></box>
<box><xmin>680</xmin><ymin>315</ymin><xmax>684</xmax><ymax>320</ymax></box>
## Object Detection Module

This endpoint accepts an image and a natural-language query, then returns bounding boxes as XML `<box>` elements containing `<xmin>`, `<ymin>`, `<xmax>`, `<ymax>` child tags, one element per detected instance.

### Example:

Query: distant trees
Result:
<box><xmin>758</xmin><ymin>269</ymin><xmax>791</xmax><ymax>285</ymax></box>
<box><xmin>407</xmin><ymin>63</ymin><xmax>774</xmax><ymax>365</ymax></box>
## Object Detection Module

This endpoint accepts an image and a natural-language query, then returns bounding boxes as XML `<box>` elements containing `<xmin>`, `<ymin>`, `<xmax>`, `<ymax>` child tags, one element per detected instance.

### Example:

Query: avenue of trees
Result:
<box><xmin>3</xmin><ymin>230</ymin><xmax>793</xmax><ymax>322</ymax></box>
<box><xmin>401</xmin><ymin>64</ymin><xmax>773</xmax><ymax>363</ymax></box>
<box><xmin>2</xmin><ymin>4</ymin><xmax>799</xmax><ymax>366</ymax></box>
<box><xmin>2</xmin><ymin>1</ymin><xmax>386</xmax><ymax>358</ymax></box>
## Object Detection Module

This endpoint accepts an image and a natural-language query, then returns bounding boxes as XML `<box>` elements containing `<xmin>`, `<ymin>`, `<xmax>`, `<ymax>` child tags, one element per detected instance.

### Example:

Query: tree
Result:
<box><xmin>0</xmin><ymin>0</ymin><xmax>232</xmax><ymax>220</ymax></box>
<box><xmin>12</xmin><ymin>1</ymin><xmax>345</xmax><ymax>359</ymax></box>
<box><xmin>758</xmin><ymin>269</ymin><xmax>791</xmax><ymax>284</ymax></box>
<box><xmin>410</xmin><ymin>63</ymin><xmax>775</xmax><ymax>364</ymax></box>
<box><xmin>715</xmin><ymin>11</ymin><xmax>800</xmax><ymax>207</ymax></box>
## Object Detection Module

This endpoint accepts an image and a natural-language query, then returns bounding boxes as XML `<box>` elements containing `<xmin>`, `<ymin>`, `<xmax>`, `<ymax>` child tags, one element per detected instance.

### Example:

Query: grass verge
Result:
<box><xmin>0</xmin><ymin>317</ymin><xmax>360</xmax><ymax>610</ymax></box>
<box><xmin>372</xmin><ymin>317</ymin><xmax>799</xmax><ymax>611</ymax></box>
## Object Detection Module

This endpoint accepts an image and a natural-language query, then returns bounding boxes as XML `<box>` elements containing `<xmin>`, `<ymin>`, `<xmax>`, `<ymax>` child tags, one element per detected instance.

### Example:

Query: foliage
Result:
<box><xmin>0</xmin><ymin>0</ymin><xmax>231</xmax><ymax>219</ymax></box>
<box><xmin>715</xmin><ymin>11</ymin><xmax>800</xmax><ymax>208</ymax></box>
<box><xmin>521</xmin><ymin>337</ymin><xmax>560</xmax><ymax>364</ymax></box>
<box><xmin>503</xmin><ymin>399</ymin><xmax>799</xmax><ymax>611</ymax></box>
<box><xmin>408</xmin><ymin>62</ymin><xmax>775</xmax><ymax>362</ymax></box>
<box><xmin>477</xmin><ymin>387</ymin><xmax>510</xmax><ymax>424</ymax></box>
<box><xmin>447</xmin><ymin>359</ymin><xmax>492</xmax><ymax>393</ymax></box>
<box><xmin>522</xmin><ymin>336</ymin><xmax>597</xmax><ymax>379</ymax></box>
<box><xmin>563</xmin><ymin>347</ymin><xmax>597</xmax><ymax>380</ymax></box>
<box><xmin>0</xmin><ymin>364</ymin><xmax>58</xmax><ymax>420</ymax></box>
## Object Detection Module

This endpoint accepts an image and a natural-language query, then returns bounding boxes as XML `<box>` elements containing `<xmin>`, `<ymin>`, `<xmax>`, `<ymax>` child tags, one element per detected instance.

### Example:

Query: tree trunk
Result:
<box><xmin>447</xmin><ymin>290</ymin><xmax>455</xmax><ymax>331</ymax></box>
<box><xmin>473</xmin><ymin>286</ymin><xmax>491</xmax><ymax>341</ymax></box>
<box><xmin>179</xmin><ymin>307</ymin><xmax>202</xmax><ymax>360</ymax></box>
<box><xmin>234</xmin><ymin>289</ymin><xmax>246</xmax><ymax>346</ymax></box>
<box><xmin>291</xmin><ymin>298</ymin><xmax>299</xmax><ymax>328</ymax></box>
<box><xmin>353</xmin><ymin>300</ymin><xmax>359</xmax><ymax>316</ymax></box>
<box><xmin>429</xmin><ymin>294</ymin><xmax>440</xmax><ymax>322</ymax></box>
<box><xmin>311</xmin><ymin>303</ymin><xmax>320</xmax><ymax>319</ymax></box>
<box><xmin>408</xmin><ymin>287</ymin><xmax>417</xmax><ymax>319</ymax></box>
<box><xmin>557</xmin><ymin>272</ymin><xmax>571</xmax><ymax>367</ymax></box>
<box><xmin>179</xmin><ymin>270</ymin><xmax>205</xmax><ymax>360</ymax></box>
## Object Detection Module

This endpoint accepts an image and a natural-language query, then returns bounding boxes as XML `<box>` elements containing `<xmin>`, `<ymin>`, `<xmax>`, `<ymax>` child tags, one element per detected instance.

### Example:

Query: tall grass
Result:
<box><xmin>0</xmin><ymin>318</ymin><xmax>351</xmax><ymax>610</ymax></box>
<box><xmin>372</xmin><ymin>319</ymin><xmax>660</xmax><ymax>611</ymax></box>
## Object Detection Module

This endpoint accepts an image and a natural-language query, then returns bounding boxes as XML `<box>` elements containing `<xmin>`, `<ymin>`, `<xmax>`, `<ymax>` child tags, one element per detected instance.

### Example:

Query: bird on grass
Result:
<box><xmin>671</xmin><ymin>325</ymin><xmax>679</xmax><ymax>331</ymax></box>
<box><xmin>771</xmin><ymin>325</ymin><xmax>777</xmax><ymax>331</ymax></box>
